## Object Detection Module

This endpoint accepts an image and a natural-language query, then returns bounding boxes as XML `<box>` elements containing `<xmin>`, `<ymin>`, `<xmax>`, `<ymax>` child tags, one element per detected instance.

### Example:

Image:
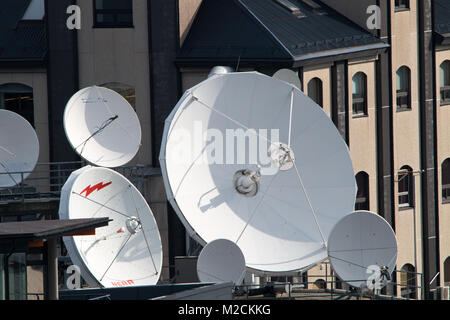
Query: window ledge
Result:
<box><xmin>442</xmin><ymin>199</ymin><xmax>450</xmax><ymax>204</ymax></box>
<box><xmin>93</xmin><ymin>24</ymin><xmax>134</xmax><ymax>29</ymax></box>
<box><xmin>399</xmin><ymin>206</ymin><xmax>414</xmax><ymax>211</ymax></box>
<box><xmin>352</xmin><ymin>114</ymin><xmax>368</xmax><ymax>119</ymax></box>
<box><xmin>395</xmin><ymin>7</ymin><xmax>410</xmax><ymax>13</ymax></box>
<box><xmin>440</xmin><ymin>101</ymin><xmax>450</xmax><ymax>107</ymax></box>
<box><xmin>396</xmin><ymin>107</ymin><xmax>412</xmax><ymax>113</ymax></box>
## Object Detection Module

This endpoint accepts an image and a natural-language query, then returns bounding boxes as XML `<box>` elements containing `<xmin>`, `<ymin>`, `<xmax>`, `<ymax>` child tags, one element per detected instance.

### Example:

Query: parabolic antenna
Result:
<box><xmin>327</xmin><ymin>211</ymin><xmax>397</xmax><ymax>288</ymax></box>
<box><xmin>273</xmin><ymin>69</ymin><xmax>302</xmax><ymax>90</ymax></box>
<box><xmin>63</xmin><ymin>86</ymin><xmax>141</xmax><ymax>167</ymax></box>
<box><xmin>59</xmin><ymin>165</ymin><xmax>162</xmax><ymax>288</ymax></box>
<box><xmin>197</xmin><ymin>239</ymin><xmax>246</xmax><ymax>285</ymax></box>
<box><xmin>0</xmin><ymin>109</ymin><xmax>39</xmax><ymax>188</ymax></box>
<box><xmin>159</xmin><ymin>71</ymin><xmax>356</xmax><ymax>274</ymax></box>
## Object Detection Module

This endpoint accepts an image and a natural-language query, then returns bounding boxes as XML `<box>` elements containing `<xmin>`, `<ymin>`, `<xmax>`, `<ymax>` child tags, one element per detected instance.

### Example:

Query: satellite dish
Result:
<box><xmin>327</xmin><ymin>211</ymin><xmax>397</xmax><ymax>288</ymax></box>
<box><xmin>197</xmin><ymin>239</ymin><xmax>246</xmax><ymax>285</ymax></box>
<box><xmin>59</xmin><ymin>165</ymin><xmax>162</xmax><ymax>288</ymax></box>
<box><xmin>159</xmin><ymin>71</ymin><xmax>356</xmax><ymax>274</ymax></box>
<box><xmin>0</xmin><ymin>109</ymin><xmax>39</xmax><ymax>188</ymax></box>
<box><xmin>208</xmin><ymin>66</ymin><xmax>234</xmax><ymax>78</ymax></box>
<box><xmin>63</xmin><ymin>86</ymin><xmax>142</xmax><ymax>167</ymax></box>
<box><xmin>272</xmin><ymin>69</ymin><xmax>302</xmax><ymax>90</ymax></box>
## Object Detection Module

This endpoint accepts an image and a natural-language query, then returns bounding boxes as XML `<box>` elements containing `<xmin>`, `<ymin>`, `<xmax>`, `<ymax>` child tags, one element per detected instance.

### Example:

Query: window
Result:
<box><xmin>307</xmin><ymin>78</ymin><xmax>323</xmax><ymax>108</ymax></box>
<box><xmin>398</xmin><ymin>165</ymin><xmax>414</xmax><ymax>209</ymax></box>
<box><xmin>94</xmin><ymin>0</ymin><xmax>133</xmax><ymax>28</ymax></box>
<box><xmin>395</xmin><ymin>0</ymin><xmax>410</xmax><ymax>11</ymax></box>
<box><xmin>396</xmin><ymin>66</ymin><xmax>411</xmax><ymax>111</ymax></box>
<box><xmin>445</xmin><ymin>257</ymin><xmax>450</xmax><ymax>286</ymax></box>
<box><xmin>100</xmin><ymin>82</ymin><xmax>135</xmax><ymax>109</ymax></box>
<box><xmin>440</xmin><ymin>61</ymin><xmax>450</xmax><ymax>106</ymax></box>
<box><xmin>0</xmin><ymin>83</ymin><xmax>34</xmax><ymax>127</ymax></box>
<box><xmin>400</xmin><ymin>264</ymin><xmax>417</xmax><ymax>299</ymax></box>
<box><xmin>355</xmin><ymin>172</ymin><xmax>370</xmax><ymax>210</ymax></box>
<box><xmin>442</xmin><ymin>159</ymin><xmax>450</xmax><ymax>203</ymax></box>
<box><xmin>352</xmin><ymin>72</ymin><xmax>368</xmax><ymax>116</ymax></box>
<box><xmin>0</xmin><ymin>253</ymin><xmax>27</xmax><ymax>300</ymax></box>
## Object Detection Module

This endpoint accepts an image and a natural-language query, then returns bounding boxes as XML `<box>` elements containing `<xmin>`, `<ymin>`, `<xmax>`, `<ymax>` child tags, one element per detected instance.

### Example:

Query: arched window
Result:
<box><xmin>398</xmin><ymin>165</ymin><xmax>414</xmax><ymax>208</ymax></box>
<box><xmin>444</xmin><ymin>257</ymin><xmax>450</xmax><ymax>286</ymax></box>
<box><xmin>0</xmin><ymin>83</ymin><xmax>34</xmax><ymax>126</ymax></box>
<box><xmin>440</xmin><ymin>61</ymin><xmax>450</xmax><ymax>105</ymax></box>
<box><xmin>352</xmin><ymin>72</ymin><xmax>367</xmax><ymax>116</ymax></box>
<box><xmin>100</xmin><ymin>82</ymin><xmax>135</xmax><ymax>109</ymax></box>
<box><xmin>307</xmin><ymin>78</ymin><xmax>323</xmax><ymax>107</ymax></box>
<box><xmin>442</xmin><ymin>159</ymin><xmax>450</xmax><ymax>203</ymax></box>
<box><xmin>313</xmin><ymin>279</ymin><xmax>326</xmax><ymax>290</ymax></box>
<box><xmin>400</xmin><ymin>264</ymin><xmax>417</xmax><ymax>299</ymax></box>
<box><xmin>396</xmin><ymin>66</ymin><xmax>411</xmax><ymax>111</ymax></box>
<box><xmin>355</xmin><ymin>171</ymin><xmax>369</xmax><ymax>210</ymax></box>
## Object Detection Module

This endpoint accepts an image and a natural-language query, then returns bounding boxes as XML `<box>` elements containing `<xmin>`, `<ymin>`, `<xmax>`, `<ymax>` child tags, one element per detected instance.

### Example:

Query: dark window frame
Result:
<box><xmin>396</xmin><ymin>66</ymin><xmax>412</xmax><ymax>112</ymax></box>
<box><xmin>0</xmin><ymin>83</ymin><xmax>34</xmax><ymax>127</ymax></box>
<box><xmin>355</xmin><ymin>172</ymin><xmax>370</xmax><ymax>211</ymax></box>
<box><xmin>352</xmin><ymin>72</ymin><xmax>368</xmax><ymax>117</ymax></box>
<box><xmin>307</xmin><ymin>77</ymin><xmax>323</xmax><ymax>108</ymax></box>
<box><xmin>440</xmin><ymin>61</ymin><xmax>450</xmax><ymax>106</ymax></box>
<box><xmin>395</xmin><ymin>0</ymin><xmax>410</xmax><ymax>12</ymax></box>
<box><xmin>442</xmin><ymin>159</ymin><xmax>450</xmax><ymax>204</ymax></box>
<box><xmin>398</xmin><ymin>166</ymin><xmax>414</xmax><ymax>209</ymax></box>
<box><xmin>93</xmin><ymin>0</ymin><xmax>134</xmax><ymax>28</ymax></box>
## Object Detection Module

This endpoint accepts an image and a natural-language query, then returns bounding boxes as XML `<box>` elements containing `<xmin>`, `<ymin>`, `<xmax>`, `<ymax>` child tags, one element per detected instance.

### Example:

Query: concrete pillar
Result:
<box><xmin>46</xmin><ymin>238</ymin><xmax>58</xmax><ymax>300</ymax></box>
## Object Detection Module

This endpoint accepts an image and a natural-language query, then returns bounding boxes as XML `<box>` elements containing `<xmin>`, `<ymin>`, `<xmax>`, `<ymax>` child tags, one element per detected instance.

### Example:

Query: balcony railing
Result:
<box><xmin>397</xmin><ymin>90</ymin><xmax>411</xmax><ymax>110</ymax></box>
<box><xmin>440</xmin><ymin>86</ymin><xmax>450</xmax><ymax>105</ymax></box>
<box><xmin>0</xmin><ymin>161</ymin><xmax>156</xmax><ymax>204</ymax></box>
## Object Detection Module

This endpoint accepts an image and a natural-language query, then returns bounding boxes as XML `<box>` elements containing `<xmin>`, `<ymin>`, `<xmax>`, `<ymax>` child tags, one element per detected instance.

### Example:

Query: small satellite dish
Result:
<box><xmin>272</xmin><ymin>69</ymin><xmax>302</xmax><ymax>90</ymax></box>
<box><xmin>208</xmin><ymin>66</ymin><xmax>234</xmax><ymax>78</ymax></box>
<box><xmin>0</xmin><ymin>109</ymin><xmax>39</xmax><ymax>188</ymax></box>
<box><xmin>327</xmin><ymin>211</ymin><xmax>397</xmax><ymax>288</ymax></box>
<box><xmin>63</xmin><ymin>86</ymin><xmax>142</xmax><ymax>168</ymax></box>
<box><xmin>197</xmin><ymin>239</ymin><xmax>246</xmax><ymax>285</ymax></box>
<box><xmin>59</xmin><ymin>165</ymin><xmax>162</xmax><ymax>288</ymax></box>
<box><xmin>160</xmin><ymin>72</ymin><xmax>356</xmax><ymax>274</ymax></box>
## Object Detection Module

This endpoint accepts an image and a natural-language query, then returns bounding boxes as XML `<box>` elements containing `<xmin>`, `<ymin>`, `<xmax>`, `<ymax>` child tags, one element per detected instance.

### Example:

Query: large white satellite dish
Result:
<box><xmin>327</xmin><ymin>211</ymin><xmax>397</xmax><ymax>288</ymax></box>
<box><xmin>59</xmin><ymin>165</ymin><xmax>162</xmax><ymax>288</ymax></box>
<box><xmin>159</xmin><ymin>72</ymin><xmax>356</xmax><ymax>274</ymax></box>
<box><xmin>63</xmin><ymin>86</ymin><xmax>141</xmax><ymax>168</ymax></box>
<box><xmin>197</xmin><ymin>239</ymin><xmax>246</xmax><ymax>285</ymax></box>
<box><xmin>272</xmin><ymin>69</ymin><xmax>302</xmax><ymax>90</ymax></box>
<box><xmin>0</xmin><ymin>109</ymin><xmax>39</xmax><ymax>188</ymax></box>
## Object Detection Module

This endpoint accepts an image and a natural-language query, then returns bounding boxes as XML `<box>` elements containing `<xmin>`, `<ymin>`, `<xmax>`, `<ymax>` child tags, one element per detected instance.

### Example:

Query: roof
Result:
<box><xmin>0</xmin><ymin>218</ymin><xmax>110</xmax><ymax>241</ymax></box>
<box><xmin>177</xmin><ymin>0</ymin><xmax>387</xmax><ymax>66</ymax></box>
<box><xmin>434</xmin><ymin>0</ymin><xmax>450</xmax><ymax>45</ymax></box>
<box><xmin>0</xmin><ymin>0</ymin><xmax>47</xmax><ymax>64</ymax></box>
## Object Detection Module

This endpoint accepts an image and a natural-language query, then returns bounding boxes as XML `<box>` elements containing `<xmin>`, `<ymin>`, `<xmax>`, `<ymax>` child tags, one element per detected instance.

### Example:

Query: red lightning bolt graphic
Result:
<box><xmin>80</xmin><ymin>181</ymin><xmax>112</xmax><ymax>197</ymax></box>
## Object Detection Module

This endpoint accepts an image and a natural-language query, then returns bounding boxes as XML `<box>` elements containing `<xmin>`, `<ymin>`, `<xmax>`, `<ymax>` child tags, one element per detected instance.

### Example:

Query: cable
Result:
<box><xmin>99</xmin><ymin>233</ymin><xmax>133</xmax><ymax>281</ymax></box>
<box><xmin>235</xmin><ymin>172</ymin><xmax>278</xmax><ymax>244</ymax></box>
<box><xmin>192</xmin><ymin>94</ymin><xmax>275</xmax><ymax>146</ymax></box>
<box><xmin>75</xmin><ymin>115</ymin><xmax>118</xmax><ymax>156</ymax></box>
<box><xmin>128</xmin><ymin>186</ymin><xmax>158</xmax><ymax>275</ymax></box>
<box><xmin>94</xmin><ymin>85</ymin><xmax>138</xmax><ymax>144</ymax></box>
<box><xmin>292</xmin><ymin>161</ymin><xmax>327</xmax><ymax>246</ymax></box>
<box><xmin>0</xmin><ymin>161</ymin><xmax>20</xmax><ymax>186</ymax></box>
<box><xmin>72</xmin><ymin>191</ymin><xmax>132</xmax><ymax>219</ymax></box>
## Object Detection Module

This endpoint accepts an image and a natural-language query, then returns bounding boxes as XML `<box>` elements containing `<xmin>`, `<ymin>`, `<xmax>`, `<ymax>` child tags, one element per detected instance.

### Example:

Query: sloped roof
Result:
<box><xmin>178</xmin><ymin>0</ymin><xmax>387</xmax><ymax>66</ymax></box>
<box><xmin>0</xmin><ymin>0</ymin><xmax>46</xmax><ymax>63</ymax></box>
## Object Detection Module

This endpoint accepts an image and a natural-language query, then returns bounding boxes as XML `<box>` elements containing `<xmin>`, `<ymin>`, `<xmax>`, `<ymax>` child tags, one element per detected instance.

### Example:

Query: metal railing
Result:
<box><xmin>0</xmin><ymin>161</ymin><xmax>155</xmax><ymax>204</ymax></box>
<box><xmin>233</xmin><ymin>269</ymin><xmax>425</xmax><ymax>300</ymax></box>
